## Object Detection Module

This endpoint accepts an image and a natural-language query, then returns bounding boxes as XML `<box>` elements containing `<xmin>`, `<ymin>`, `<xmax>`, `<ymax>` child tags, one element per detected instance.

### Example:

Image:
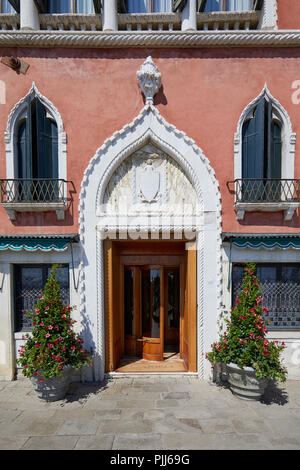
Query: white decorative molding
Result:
<box><xmin>235</xmin><ymin>202</ymin><xmax>300</xmax><ymax>222</ymax></box>
<box><xmin>78</xmin><ymin>96</ymin><xmax>222</xmax><ymax>381</ymax></box>
<box><xmin>137</xmin><ymin>56</ymin><xmax>162</xmax><ymax>105</ymax></box>
<box><xmin>39</xmin><ymin>14</ymin><xmax>102</xmax><ymax>31</ymax></box>
<box><xmin>2</xmin><ymin>30</ymin><xmax>300</xmax><ymax>48</ymax></box>
<box><xmin>4</xmin><ymin>82</ymin><xmax>68</xmax><ymax>221</ymax></box>
<box><xmin>0</xmin><ymin>14</ymin><xmax>20</xmax><ymax>31</ymax></box>
<box><xmin>258</xmin><ymin>0</ymin><xmax>278</xmax><ymax>31</ymax></box>
<box><xmin>234</xmin><ymin>83</ymin><xmax>297</xmax><ymax>220</ymax></box>
<box><xmin>182</xmin><ymin>0</ymin><xmax>197</xmax><ymax>32</ymax></box>
<box><xmin>20</xmin><ymin>0</ymin><xmax>40</xmax><ymax>31</ymax></box>
<box><xmin>103</xmin><ymin>0</ymin><xmax>117</xmax><ymax>31</ymax></box>
<box><xmin>118</xmin><ymin>12</ymin><xmax>181</xmax><ymax>31</ymax></box>
<box><xmin>2</xmin><ymin>202</ymin><xmax>68</xmax><ymax>221</ymax></box>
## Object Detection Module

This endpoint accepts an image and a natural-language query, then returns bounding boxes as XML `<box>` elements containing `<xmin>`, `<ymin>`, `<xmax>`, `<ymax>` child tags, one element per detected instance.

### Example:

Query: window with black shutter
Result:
<box><xmin>17</xmin><ymin>97</ymin><xmax>58</xmax><ymax>201</ymax></box>
<box><xmin>241</xmin><ymin>95</ymin><xmax>282</xmax><ymax>201</ymax></box>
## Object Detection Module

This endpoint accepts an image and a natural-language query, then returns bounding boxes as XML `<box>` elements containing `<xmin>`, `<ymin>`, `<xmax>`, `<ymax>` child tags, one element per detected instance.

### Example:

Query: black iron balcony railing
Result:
<box><xmin>0</xmin><ymin>178</ymin><xmax>69</xmax><ymax>204</ymax></box>
<box><xmin>231</xmin><ymin>179</ymin><xmax>300</xmax><ymax>203</ymax></box>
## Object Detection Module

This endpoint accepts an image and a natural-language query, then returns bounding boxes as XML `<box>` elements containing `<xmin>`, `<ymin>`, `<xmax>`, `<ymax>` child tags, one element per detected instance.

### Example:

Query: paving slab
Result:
<box><xmin>112</xmin><ymin>433</ymin><xmax>163</xmax><ymax>450</ymax></box>
<box><xmin>75</xmin><ymin>434</ymin><xmax>115</xmax><ymax>450</ymax></box>
<box><xmin>0</xmin><ymin>377</ymin><xmax>299</xmax><ymax>450</ymax></box>
<box><xmin>98</xmin><ymin>418</ymin><xmax>154</xmax><ymax>435</ymax></box>
<box><xmin>22</xmin><ymin>436</ymin><xmax>79</xmax><ymax>450</ymax></box>
<box><xmin>0</xmin><ymin>437</ymin><xmax>28</xmax><ymax>450</ymax></box>
<box><xmin>57</xmin><ymin>418</ymin><xmax>100</xmax><ymax>436</ymax></box>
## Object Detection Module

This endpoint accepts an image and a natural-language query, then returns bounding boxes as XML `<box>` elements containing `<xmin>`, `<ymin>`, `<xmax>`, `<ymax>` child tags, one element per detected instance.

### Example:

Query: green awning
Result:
<box><xmin>0</xmin><ymin>234</ymin><xmax>79</xmax><ymax>252</ymax></box>
<box><xmin>223</xmin><ymin>233</ymin><xmax>300</xmax><ymax>250</ymax></box>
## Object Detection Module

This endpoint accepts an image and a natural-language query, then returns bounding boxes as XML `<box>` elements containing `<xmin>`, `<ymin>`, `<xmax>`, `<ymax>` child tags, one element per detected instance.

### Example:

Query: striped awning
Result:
<box><xmin>222</xmin><ymin>233</ymin><xmax>300</xmax><ymax>250</ymax></box>
<box><xmin>0</xmin><ymin>234</ymin><xmax>79</xmax><ymax>252</ymax></box>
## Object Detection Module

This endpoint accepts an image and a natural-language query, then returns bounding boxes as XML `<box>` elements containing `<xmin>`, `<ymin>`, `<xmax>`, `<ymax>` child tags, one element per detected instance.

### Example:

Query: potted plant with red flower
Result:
<box><xmin>206</xmin><ymin>263</ymin><xmax>287</xmax><ymax>400</ymax></box>
<box><xmin>17</xmin><ymin>265</ymin><xmax>92</xmax><ymax>401</ymax></box>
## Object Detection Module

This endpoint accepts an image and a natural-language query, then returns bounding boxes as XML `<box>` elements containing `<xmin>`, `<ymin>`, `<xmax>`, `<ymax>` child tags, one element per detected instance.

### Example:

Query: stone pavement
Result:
<box><xmin>0</xmin><ymin>376</ymin><xmax>300</xmax><ymax>450</ymax></box>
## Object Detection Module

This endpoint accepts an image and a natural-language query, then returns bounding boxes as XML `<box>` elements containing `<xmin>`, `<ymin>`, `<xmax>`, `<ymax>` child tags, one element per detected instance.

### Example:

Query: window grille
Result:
<box><xmin>232</xmin><ymin>264</ymin><xmax>300</xmax><ymax>330</ymax></box>
<box><xmin>14</xmin><ymin>264</ymin><xmax>69</xmax><ymax>332</ymax></box>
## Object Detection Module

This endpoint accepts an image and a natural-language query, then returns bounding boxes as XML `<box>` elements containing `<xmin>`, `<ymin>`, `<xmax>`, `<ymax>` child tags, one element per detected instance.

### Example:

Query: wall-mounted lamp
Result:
<box><xmin>1</xmin><ymin>56</ymin><xmax>30</xmax><ymax>75</ymax></box>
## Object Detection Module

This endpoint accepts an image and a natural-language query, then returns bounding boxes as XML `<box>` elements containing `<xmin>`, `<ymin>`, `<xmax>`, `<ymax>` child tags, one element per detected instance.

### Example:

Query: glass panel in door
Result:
<box><xmin>141</xmin><ymin>268</ymin><xmax>163</xmax><ymax>361</ymax></box>
<box><xmin>124</xmin><ymin>267</ymin><xmax>137</xmax><ymax>355</ymax></box>
<box><xmin>165</xmin><ymin>268</ymin><xmax>180</xmax><ymax>349</ymax></box>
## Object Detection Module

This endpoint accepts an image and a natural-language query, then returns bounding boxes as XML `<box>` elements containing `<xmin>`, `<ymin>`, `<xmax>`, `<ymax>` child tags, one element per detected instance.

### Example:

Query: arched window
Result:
<box><xmin>233</xmin><ymin>85</ymin><xmax>297</xmax><ymax>221</ymax></box>
<box><xmin>17</xmin><ymin>97</ymin><xmax>58</xmax><ymax>181</ymax></box>
<box><xmin>242</xmin><ymin>95</ymin><xmax>282</xmax><ymax>201</ymax></box>
<box><xmin>15</xmin><ymin>97</ymin><xmax>58</xmax><ymax>202</ymax></box>
<box><xmin>3</xmin><ymin>83</ymin><xmax>68</xmax><ymax>220</ymax></box>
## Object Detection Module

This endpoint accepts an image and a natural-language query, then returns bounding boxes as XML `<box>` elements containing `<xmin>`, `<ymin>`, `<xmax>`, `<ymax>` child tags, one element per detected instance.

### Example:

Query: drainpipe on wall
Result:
<box><xmin>103</xmin><ymin>0</ymin><xmax>118</xmax><ymax>31</ymax></box>
<box><xmin>181</xmin><ymin>0</ymin><xmax>197</xmax><ymax>31</ymax></box>
<box><xmin>20</xmin><ymin>0</ymin><xmax>40</xmax><ymax>30</ymax></box>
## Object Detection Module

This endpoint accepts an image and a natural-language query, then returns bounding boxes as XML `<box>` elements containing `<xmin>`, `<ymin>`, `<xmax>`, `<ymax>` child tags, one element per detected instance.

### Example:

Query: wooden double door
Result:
<box><xmin>104</xmin><ymin>241</ymin><xmax>197</xmax><ymax>372</ymax></box>
<box><xmin>124</xmin><ymin>265</ymin><xmax>180</xmax><ymax>361</ymax></box>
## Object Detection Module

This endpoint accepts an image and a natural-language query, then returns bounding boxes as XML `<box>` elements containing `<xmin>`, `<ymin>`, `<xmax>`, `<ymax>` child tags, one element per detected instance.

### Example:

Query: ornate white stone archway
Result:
<box><xmin>79</xmin><ymin>58</ymin><xmax>222</xmax><ymax>381</ymax></box>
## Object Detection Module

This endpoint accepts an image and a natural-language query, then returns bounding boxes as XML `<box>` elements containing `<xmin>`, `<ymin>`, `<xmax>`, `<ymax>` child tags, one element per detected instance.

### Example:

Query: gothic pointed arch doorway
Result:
<box><xmin>79</xmin><ymin>58</ymin><xmax>222</xmax><ymax>381</ymax></box>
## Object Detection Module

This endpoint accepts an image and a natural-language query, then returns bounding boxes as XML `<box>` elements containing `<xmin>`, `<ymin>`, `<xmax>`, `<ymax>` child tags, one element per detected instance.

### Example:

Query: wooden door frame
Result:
<box><xmin>104</xmin><ymin>240</ymin><xmax>196</xmax><ymax>372</ymax></box>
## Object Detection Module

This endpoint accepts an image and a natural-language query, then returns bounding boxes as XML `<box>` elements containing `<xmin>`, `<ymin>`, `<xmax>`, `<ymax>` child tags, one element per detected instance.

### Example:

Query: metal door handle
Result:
<box><xmin>136</xmin><ymin>338</ymin><xmax>151</xmax><ymax>343</ymax></box>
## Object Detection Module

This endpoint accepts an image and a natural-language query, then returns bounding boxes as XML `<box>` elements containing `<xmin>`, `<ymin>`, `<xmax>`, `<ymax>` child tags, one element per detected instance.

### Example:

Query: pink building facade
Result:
<box><xmin>0</xmin><ymin>0</ymin><xmax>299</xmax><ymax>381</ymax></box>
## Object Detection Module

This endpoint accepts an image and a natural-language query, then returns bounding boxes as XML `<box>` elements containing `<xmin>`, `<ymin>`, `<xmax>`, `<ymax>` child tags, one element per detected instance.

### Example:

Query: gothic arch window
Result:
<box><xmin>234</xmin><ymin>85</ymin><xmax>297</xmax><ymax>220</ymax></box>
<box><xmin>242</xmin><ymin>94</ymin><xmax>282</xmax><ymax>201</ymax></box>
<box><xmin>4</xmin><ymin>83</ymin><xmax>67</xmax><ymax>220</ymax></box>
<box><xmin>16</xmin><ymin>96</ymin><xmax>58</xmax><ymax>183</ymax></box>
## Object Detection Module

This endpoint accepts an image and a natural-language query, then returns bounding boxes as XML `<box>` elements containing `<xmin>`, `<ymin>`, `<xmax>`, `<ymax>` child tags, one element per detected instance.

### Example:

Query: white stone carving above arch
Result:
<box><xmin>102</xmin><ymin>143</ymin><xmax>198</xmax><ymax>217</ymax></box>
<box><xmin>79</xmin><ymin>101</ymin><xmax>222</xmax><ymax>382</ymax></box>
<box><xmin>5</xmin><ymin>82</ymin><xmax>67</xmax><ymax>183</ymax></box>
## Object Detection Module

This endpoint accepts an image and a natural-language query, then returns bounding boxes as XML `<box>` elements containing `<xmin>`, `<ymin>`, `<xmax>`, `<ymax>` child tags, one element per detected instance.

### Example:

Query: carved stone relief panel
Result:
<box><xmin>103</xmin><ymin>143</ymin><xmax>198</xmax><ymax>216</ymax></box>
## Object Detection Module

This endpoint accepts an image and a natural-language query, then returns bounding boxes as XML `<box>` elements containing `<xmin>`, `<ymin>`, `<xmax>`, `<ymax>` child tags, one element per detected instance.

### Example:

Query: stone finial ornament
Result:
<box><xmin>137</xmin><ymin>56</ymin><xmax>162</xmax><ymax>104</ymax></box>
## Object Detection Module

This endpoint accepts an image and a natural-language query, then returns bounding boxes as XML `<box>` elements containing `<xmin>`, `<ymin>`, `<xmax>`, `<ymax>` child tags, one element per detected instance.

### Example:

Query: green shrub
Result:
<box><xmin>206</xmin><ymin>263</ymin><xmax>287</xmax><ymax>382</ymax></box>
<box><xmin>17</xmin><ymin>265</ymin><xmax>92</xmax><ymax>380</ymax></box>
